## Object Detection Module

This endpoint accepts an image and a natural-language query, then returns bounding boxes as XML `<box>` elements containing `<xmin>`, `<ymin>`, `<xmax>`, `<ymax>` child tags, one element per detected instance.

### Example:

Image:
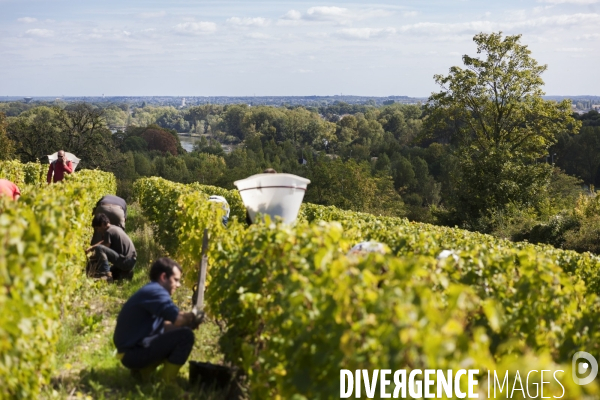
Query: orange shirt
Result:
<box><xmin>0</xmin><ymin>179</ymin><xmax>21</xmax><ymax>200</ymax></box>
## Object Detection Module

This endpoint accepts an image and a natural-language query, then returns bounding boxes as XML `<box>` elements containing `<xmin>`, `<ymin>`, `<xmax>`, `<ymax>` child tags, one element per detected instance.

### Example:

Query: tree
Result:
<box><xmin>0</xmin><ymin>112</ymin><xmax>14</xmax><ymax>160</ymax></box>
<box><xmin>8</xmin><ymin>106</ymin><xmax>62</xmax><ymax>162</ymax></box>
<box><xmin>55</xmin><ymin>103</ymin><xmax>117</xmax><ymax>169</ymax></box>
<box><xmin>305</xmin><ymin>157</ymin><xmax>405</xmax><ymax>217</ymax></box>
<box><xmin>141</xmin><ymin>128</ymin><xmax>179</xmax><ymax>155</ymax></box>
<box><xmin>426</xmin><ymin>32</ymin><xmax>580</xmax><ymax>229</ymax></box>
<box><xmin>156</xmin><ymin>107</ymin><xmax>190</xmax><ymax>132</ymax></box>
<box><xmin>222</xmin><ymin>104</ymin><xmax>249</xmax><ymax>140</ymax></box>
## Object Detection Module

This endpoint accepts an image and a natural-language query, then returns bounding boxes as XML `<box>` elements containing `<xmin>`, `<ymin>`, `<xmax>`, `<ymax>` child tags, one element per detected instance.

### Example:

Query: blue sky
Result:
<box><xmin>1</xmin><ymin>0</ymin><xmax>599</xmax><ymax>96</ymax></box>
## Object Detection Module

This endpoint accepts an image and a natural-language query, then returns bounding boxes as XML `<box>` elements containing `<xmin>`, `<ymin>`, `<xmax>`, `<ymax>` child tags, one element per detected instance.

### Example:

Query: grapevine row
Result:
<box><xmin>0</xmin><ymin>161</ymin><xmax>116</xmax><ymax>399</ymax></box>
<box><xmin>134</xmin><ymin>177</ymin><xmax>600</xmax><ymax>399</ymax></box>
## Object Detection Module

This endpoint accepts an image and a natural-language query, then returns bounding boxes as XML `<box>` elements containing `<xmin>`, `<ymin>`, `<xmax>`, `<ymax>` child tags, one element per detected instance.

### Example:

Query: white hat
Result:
<box><xmin>348</xmin><ymin>241</ymin><xmax>388</xmax><ymax>256</ymax></box>
<box><xmin>208</xmin><ymin>195</ymin><xmax>230</xmax><ymax>217</ymax></box>
<box><xmin>436</xmin><ymin>249</ymin><xmax>459</xmax><ymax>262</ymax></box>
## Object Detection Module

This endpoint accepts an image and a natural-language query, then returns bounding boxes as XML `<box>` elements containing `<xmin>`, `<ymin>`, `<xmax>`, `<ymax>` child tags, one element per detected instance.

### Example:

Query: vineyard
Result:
<box><xmin>2</xmin><ymin>163</ymin><xmax>600</xmax><ymax>399</ymax></box>
<box><xmin>134</xmin><ymin>176</ymin><xmax>600</xmax><ymax>399</ymax></box>
<box><xmin>0</xmin><ymin>161</ymin><xmax>116</xmax><ymax>399</ymax></box>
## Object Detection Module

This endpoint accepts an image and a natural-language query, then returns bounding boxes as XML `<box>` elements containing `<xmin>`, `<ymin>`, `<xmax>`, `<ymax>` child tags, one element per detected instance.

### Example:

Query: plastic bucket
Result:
<box><xmin>189</xmin><ymin>361</ymin><xmax>234</xmax><ymax>389</ymax></box>
<box><xmin>234</xmin><ymin>173</ymin><xmax>310</xmax><ymax>224</ymax></box>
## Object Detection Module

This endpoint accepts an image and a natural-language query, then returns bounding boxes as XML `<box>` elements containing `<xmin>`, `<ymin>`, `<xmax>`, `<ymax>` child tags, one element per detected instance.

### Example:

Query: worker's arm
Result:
<box><xmin>164</xmin><ymin>311</ymin><xmax>202</xmax><ymax>331</ymax></box>
<box><xmin>85</xmin><ymin>240</ymin><xmax>105</xmax><ymax>253</ymax></box>
<box><xmin>64</xmin><ymin>161</ymin><xmax>74</xmax><ymax>174</ymax></box>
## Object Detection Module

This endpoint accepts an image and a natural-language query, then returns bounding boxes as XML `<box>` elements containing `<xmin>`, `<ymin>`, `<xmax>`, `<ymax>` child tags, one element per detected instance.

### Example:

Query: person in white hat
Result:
<box><xmin>208</xmin><ymin>195</ymin><xmax>230</xmax><ymax>227</ymax></box>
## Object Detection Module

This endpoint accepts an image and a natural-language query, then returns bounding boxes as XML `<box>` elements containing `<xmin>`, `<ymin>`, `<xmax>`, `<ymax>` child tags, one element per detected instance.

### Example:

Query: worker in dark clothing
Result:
<box><xmin>93</xmin><ymin>194</ymin><xmax>127</xmax><ymax>229</ymax></box>
<box><xmin>90</xmin><ymin>194</ymin><xmax>127</xmax><ymax>246</ymax></box>
<box><xmin>113</xmin><ymin>257</ymin><xmax>203</xmax><ymax>382</ymax></box>
<box><xmin>86</xmin><ymin>213</ymin><xmax>137</xmax><ymax>280</ymax></box>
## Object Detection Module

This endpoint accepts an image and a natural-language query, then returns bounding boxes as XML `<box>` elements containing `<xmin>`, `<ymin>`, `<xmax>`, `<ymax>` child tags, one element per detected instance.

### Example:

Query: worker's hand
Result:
<box><xmin>191</xmin><ymin>308</ymin><xmax>205</xmax><ymax>329</ymax></box>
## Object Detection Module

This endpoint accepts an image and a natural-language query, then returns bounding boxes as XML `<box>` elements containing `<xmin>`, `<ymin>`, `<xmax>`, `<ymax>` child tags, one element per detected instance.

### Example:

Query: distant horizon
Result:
<box><xmin>2</xmin><ymin>94</ymin><xmax>600</xmax><ymax>99</ymax></box>
<box><xmin>2</xmin><ymin>1</ymin><xmax>600</xmax><ymax>96</ymax></box>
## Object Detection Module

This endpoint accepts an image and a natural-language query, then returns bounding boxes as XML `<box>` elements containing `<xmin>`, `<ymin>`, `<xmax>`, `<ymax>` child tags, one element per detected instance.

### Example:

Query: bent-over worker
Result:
<box><xmin>86</xmin><ymin>213</ymin><xmax>137</xmax><ymax>280</ymax></box>
<box><xmin>0</xmin><ymin>179</ymin><xmax>21</xmax><ymax>201</ymax></box>
<box><xmin>93</xmin><ymin>194</ymin><xmax>127</xmax><ymax>229</ymax></box>
<box><xmin>113</xmin><ymin>257</ymin><xmax>203</xmax><ymax>382</ymax></box>
<box><xmin>90</xmin><ymin>194</ymin><xmax>127</xmax><ymax>246</ymax></box>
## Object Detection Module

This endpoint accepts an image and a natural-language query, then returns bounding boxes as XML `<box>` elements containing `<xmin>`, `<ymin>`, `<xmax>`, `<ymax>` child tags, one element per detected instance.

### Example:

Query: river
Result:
<box><xmin>178</xmin><ymin>134</ymin><xmax>203</xmax><ymax>152</ymax></box>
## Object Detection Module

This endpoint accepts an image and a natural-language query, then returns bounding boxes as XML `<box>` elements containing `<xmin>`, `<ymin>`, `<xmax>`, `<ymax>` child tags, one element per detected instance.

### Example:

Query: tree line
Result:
<box><xmin>2</xmin><ymin>32</ymin><xmax>600</xmax><ymax>253</ymax></box>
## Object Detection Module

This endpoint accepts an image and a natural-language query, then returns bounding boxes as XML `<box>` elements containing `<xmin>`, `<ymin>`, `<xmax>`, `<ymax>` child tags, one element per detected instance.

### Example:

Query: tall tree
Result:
<box><xmin>0</xmin><ymin>112</ymin><xmax>14</xmax><ymax>160</ymax></box>
<box><xmin>426</xmin><ymin>32</ymin><xmax>580</xmax><ymax>229</ymax></box>
<box><xmin>55</xmin><ymin>104</ymin><xmax>117</xmax><ymax>169</ymax></box>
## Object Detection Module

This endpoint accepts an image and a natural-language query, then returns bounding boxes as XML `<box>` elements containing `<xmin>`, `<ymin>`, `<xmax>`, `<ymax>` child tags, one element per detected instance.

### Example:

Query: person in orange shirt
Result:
<box><xmin>47</xmin><ymin>150</ymin><xmax>73</xmax><ymax>183</ymax></box>
<box><xmin>0</xmin><ymin>179</ymin><xmax>21</xmax><ymax>201</ymax></box>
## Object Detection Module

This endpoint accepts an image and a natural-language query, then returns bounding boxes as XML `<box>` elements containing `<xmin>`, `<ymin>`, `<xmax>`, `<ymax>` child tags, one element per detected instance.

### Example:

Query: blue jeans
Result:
<box><xmin>121</xmin><ymin>328</ymin><xmax>195</xmax><ymax>368</ymax></box>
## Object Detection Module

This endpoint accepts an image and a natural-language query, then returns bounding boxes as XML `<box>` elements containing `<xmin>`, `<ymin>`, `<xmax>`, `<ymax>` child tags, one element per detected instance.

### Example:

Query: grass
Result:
<box><xmin>40</xmin><ymin>203</ymin><xmax>242</xmax><ymax>399</ymax></box>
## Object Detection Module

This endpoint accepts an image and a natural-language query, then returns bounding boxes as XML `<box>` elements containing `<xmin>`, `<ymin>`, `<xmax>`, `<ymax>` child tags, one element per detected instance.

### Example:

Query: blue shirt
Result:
<box><xmin>113</xmin><ymin>282</ymin><xmax>179</xmax><ymax>352</ymax></box>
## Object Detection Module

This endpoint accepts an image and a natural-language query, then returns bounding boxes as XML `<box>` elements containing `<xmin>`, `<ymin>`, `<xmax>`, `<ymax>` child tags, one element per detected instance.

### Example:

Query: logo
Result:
<box><xmin>572</xmin><ymin>351</ymin><xmax>598</xmax><ymax>386</ymax></box>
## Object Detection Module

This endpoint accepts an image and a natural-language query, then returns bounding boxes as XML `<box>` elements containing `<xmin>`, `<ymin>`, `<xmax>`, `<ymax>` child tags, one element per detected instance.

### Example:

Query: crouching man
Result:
<box><xmin>86</xmin><ymin>213</ymin><xmax>136</xmax><ymax>280</ymax></box>
<box><xmin>113</xmin><ymin>257</ymin><xmax>203</xmax><ymax>382</ymax></box>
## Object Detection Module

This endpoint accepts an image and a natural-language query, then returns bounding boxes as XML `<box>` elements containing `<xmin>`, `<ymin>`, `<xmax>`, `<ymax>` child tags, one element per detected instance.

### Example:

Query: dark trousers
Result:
<box><xmin>94</xmin><ymin>245</ymin><xmax>136</xmax><ymax>274</ymax></box>
<box><xmin>121</xmin><ymin>328</ymin><xmax>195</xmax><ymax>369</ymax></box>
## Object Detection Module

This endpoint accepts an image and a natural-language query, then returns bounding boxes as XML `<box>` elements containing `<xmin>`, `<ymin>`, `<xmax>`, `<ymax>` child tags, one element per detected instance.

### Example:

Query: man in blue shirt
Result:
<box><xmin>113</xmin><ymin>257</ymin><xmax>203</xmax><ymax>381</ymax></box>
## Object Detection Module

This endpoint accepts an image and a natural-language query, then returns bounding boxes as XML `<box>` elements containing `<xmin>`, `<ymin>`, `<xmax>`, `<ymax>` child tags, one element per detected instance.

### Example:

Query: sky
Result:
<box><xmin>1</xmin><ymin>0</ymin><xmax>599</xmax><ymax>97</ymax></box>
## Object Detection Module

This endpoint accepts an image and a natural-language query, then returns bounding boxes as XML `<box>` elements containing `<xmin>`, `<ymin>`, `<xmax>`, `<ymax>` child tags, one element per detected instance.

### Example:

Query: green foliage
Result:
<box><xmin>7</xmin><ymin>104</ymin><xmax>120</xmax><ymax>170</ymax></box>
<box><xmin>0</xmin><ymin>112</ymin><xmax>14</xmax><ymax>160</ymax></box>
<box><xmin>426</xmin><ymin>32</ymin><xmax>580</xmax><ymax>229</ymax></box>
<box><xmin>0</xmin><ymin>160</ymin><xmax>46</xmax><ymax>187</ymax></box>
<box><xmin>133</xmin><ymin>177</ymin><xmax>246</xmax><ymax>257</ymax></box>
<box><xmin>0</xmin><ymin>161</ymin><xmax>116</xmax><ymax>399</ymax></box>
<box><xmin>133</xmin><ymin>177</ymin><xmax>199</xmax><ymax>256</ymax></box>
<box><xmin>135</xmin><ymin>176</ymin><xmax>600</xmax><ymax>399</ymax></box>
<box><xmin>304</xmin><ymin>157</ymin><xmax>406</xmax><ymax>217</ymax></box>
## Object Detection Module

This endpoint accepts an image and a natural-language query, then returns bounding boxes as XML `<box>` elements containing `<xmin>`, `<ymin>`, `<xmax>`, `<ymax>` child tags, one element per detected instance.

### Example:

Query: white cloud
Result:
<box><xmin>399</xmin><ymin>21</ymin><xmax>495</xmax><ymax>35</ymax></box>
<box><xmin>555</xmin><ymin>47</ymin><xmax>588</xmax><ymax>51</ymax></box>
<box><xmin>295</xmin><ymin>69</ymin><xmax>313</xmax><ymax>73</ymax></box>
<box><xmin>515</xmin><ymin>13</ymin><xmax>600</xmax><ymax>27</ymax></box>
<box><xmin>281</xmin><ymin>10</ymin><xmax>301</xmax><ymax>20</ymax></box>
<box><xmin>139</xmin><ymin>11</ymin><xmax>166</xmax><ymax>18</ymax></box>
<box><xmin>173</xmin><ymin>21</ymin><xmax>217</xmax><ymax>35</ymax></box>
<box><xmin>576</xmin><ymin>33</ymin><xmax>600</xmax><ymax>40</ymax></box>
<box><xmin>538</xmin><ymin>0</ymin><xmax>599</xmax><ymax>4</ymax></box>
<box><xmin>245</xmin><ymin>32</ymin><xmax>272</xmax><ymax>39</ymax></box>
<box><xmin>278</xmin><ymin>7</ymin><xmax>392</xmax><ymax>25</ymax></box>
<box><xmin>305</xmin><ymin>6</ymin><xmax>348</xmax><ymax>21</ymax></box>
<box><xmin>18</xmin><ymin>17</ymin><xmax>37</xmax><ymax>23</ymax></box>
<box><xmin>227</xmin><ymin>17</ymin><xmax>270</xmax><ymax>27</ymax></box>
<box><xmin>25</xmin><ymin>29</ymin><xmax>54</xmax><ymax>37</ymax></box>
<box><xmin>403</xmin><ymin>11</ymin><xmax>419</xmax><ymax>18</ymax></box>
<box><xmin>335</xmin><ymin>27</ymin><xmax>396</xmax><ymax>40</ymax></box>
<box><xmin>397</xmin><ymin>13</ymin><xmax>600</xmax><ymax>37</ymax></box>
